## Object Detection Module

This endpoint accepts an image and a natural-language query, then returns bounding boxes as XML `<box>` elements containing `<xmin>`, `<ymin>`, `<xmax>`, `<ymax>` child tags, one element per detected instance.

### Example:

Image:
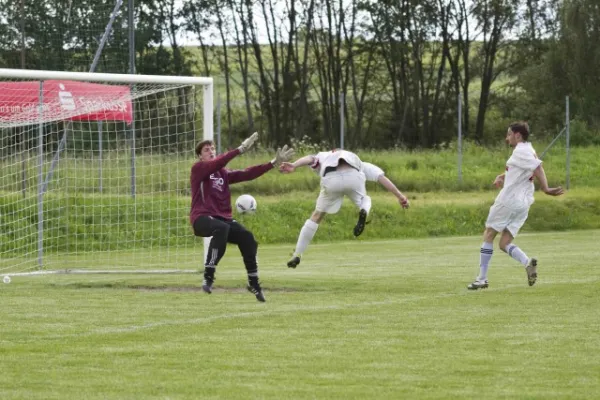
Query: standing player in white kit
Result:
<box><xmin>279</xmin><ymin>149</ymin><xmax>409</xmax><ymax>268</ymax></box>
<box><xmin>467</xmin><ymin>122</ymin><xmax>564</xmax><ymax>290</ymax></box>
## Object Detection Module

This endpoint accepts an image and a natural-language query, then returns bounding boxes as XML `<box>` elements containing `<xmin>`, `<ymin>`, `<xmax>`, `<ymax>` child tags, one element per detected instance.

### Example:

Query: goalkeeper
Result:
<box><xmin>279</xmin><ymin>149</ymin><xmax>409</xmax><ymax>269</ymax></box>
<box><xmin>190</xmin><ymin>132</ymin><xmax>294</xmax><ymax>302</ymax></box>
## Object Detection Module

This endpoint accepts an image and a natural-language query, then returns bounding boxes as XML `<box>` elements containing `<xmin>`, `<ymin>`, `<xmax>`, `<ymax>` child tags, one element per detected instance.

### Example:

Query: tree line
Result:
<box><xmin>1</xmin><ymin>0</ymin><xmax>599</xmax><ymax>150</ymax></box>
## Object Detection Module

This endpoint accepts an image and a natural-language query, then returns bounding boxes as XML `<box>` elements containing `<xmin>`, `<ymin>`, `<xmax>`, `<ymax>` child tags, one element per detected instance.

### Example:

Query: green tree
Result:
<box><xmin>516</xmin><ymin>0</ymin><xmax>600</xmax><ymax>134</ymax></box>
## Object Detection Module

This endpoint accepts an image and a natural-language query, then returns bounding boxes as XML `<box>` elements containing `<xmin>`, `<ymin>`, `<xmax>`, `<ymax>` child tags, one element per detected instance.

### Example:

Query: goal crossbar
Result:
<box><xmin>0</xmin><ymin>68</ymin><xmax>213</xmax><ymax>86</ymax></box>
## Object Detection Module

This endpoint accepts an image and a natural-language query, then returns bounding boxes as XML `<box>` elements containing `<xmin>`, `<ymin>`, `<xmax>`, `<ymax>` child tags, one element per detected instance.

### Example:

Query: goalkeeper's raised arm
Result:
<box><xmin>191</xmin><ymin>132</ymin><xmax>259</xmax><ymax>181</ymax></box>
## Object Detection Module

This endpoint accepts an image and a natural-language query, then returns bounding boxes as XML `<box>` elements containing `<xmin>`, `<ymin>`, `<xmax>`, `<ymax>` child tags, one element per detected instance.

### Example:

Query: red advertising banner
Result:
<box><xmin>0</xmin><ymin>80</ymin><xmax>133</xmax><ymax>124</ymax></box>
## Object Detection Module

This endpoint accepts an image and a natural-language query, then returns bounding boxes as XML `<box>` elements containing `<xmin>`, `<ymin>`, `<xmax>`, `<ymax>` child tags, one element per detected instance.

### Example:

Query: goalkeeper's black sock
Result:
<box><xmin>202</xmin><ymin>266</ymin><xmax>216</xmax><ymax>294</ymax></box>
<box><xmin>204</xmin><ymin>265</ymin><xmax>215</xmax><ymax>280</ymax></box>
<box><xmin>247</xmin><ymin>272</ymin><xmax>259</xmax><ymax>285</ymax></box>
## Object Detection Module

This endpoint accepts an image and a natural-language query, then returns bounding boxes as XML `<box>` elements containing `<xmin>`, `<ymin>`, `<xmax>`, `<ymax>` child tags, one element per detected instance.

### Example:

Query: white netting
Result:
<box><xmin>0</xmin><ymin>70</ymin><xmax>212</xmax><ymax>275</ymax></box>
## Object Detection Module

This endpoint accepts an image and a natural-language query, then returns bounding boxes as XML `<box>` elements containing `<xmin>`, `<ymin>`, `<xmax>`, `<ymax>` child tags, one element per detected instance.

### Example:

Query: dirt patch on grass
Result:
<box><xmin>134</xmin><ymin>285</ymin><xmax>300</xmax><ymax>293</ymax></box>
<box><xmin>65</xmin><ymin>283</ymin><xmax>300</xmax><ymax>293</ymax></box>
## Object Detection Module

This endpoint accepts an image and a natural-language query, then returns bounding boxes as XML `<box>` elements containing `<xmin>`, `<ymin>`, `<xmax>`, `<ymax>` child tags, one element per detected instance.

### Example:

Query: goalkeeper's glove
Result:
<box><xmin>238</xmin><ymin>132</ymin><xmax>259</xmax><ymax>153</ymax></box>
<box><xmin>271</xmin><ymin>144</ymin><xmax>295</xmax><ymax>166</ymax></box>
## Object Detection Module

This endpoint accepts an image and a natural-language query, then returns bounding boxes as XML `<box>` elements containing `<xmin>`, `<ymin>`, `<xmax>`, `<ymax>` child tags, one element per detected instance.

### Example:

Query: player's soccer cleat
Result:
<box><xmin>287</xmin><ymin>256</ymin><xmax>301</xmax><ymax>269</ymax></box>
<box><xmin>247</xmin><ymin>280</ymin><xmax>266</xmax><ymax>302</ymax></box>
<box><xmin>353</xmin><ymin>209</ymin><xmax>368</xmax><ymax>237</ymax></box>
<box><xmin>202</xmin><ymin>276</ymin><xmax>214</xmax><ymax>294</ymax></box>
<box><xmin>467</xmin><ymin>279</ymin><xmax>489</xmax><ymax>290</ymax></box>
<box><xmin>526</xmin><ymin>257</ymin><xmax>538</xmax><ymax>286</ymax></box>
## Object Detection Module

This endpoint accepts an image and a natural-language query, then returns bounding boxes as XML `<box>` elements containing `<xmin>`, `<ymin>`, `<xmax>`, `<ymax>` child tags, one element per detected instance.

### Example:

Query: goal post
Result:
<box><xmin>0</xmin><ymin>68</ymin><xmax>213</xmax><ymax>277</ymax></box>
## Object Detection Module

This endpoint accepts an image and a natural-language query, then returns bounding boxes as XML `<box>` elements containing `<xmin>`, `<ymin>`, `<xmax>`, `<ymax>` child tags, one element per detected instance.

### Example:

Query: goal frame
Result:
<box><xmin>0</xmin><ymin>68</ymin><xmax>214</xmax><ymax>277</ymax></box>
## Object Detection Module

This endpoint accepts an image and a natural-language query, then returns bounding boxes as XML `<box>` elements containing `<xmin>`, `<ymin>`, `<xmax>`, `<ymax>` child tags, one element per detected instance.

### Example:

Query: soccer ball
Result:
<box><xmin>235</xmin><ymin>194</ymin><xmax>257</xmax><ymax>214</ymax></box>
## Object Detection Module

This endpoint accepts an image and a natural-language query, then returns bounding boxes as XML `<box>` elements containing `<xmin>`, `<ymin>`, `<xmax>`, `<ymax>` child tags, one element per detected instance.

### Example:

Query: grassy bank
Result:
<box><xmin>2</xmin><ymin>189</ymin><xmax>599</xmax><ymax>257</ymax></box>
<box><xmin>1</xmin><ymin>143</ymin><xmax>598</xmax><ymax>196</ymax></box>
<box><xmin>2</xmin><ymin>143</ymin><xmax>598</xmax><ymax>263</ymax></box>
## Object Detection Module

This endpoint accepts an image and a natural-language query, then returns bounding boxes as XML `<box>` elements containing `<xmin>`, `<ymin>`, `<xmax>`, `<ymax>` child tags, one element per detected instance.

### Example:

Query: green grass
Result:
<box><xmin>1</xmin><ymin>230</ymin><xmax>600</xmax><ymax>399</ymax></box>
<box><xmin>3</xmin><ymin>188</ymin><xmax>600</xmax><ymax>259</ymax></box>
<box><xmin>2</xmin><ymin>143</ymin><xmax>598</xmax><ymax>196</ymax></box>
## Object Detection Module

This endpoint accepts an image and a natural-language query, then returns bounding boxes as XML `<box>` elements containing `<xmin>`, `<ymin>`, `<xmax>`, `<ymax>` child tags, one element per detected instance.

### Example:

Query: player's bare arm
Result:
<box><xmin>493</xmin><ymin>173</ymin><xmax>505</xmax><ymax>188</ymax></box>
<box><xmin>377</xmin><ymin>175</ymin><xmax>409</xmax><ymax>209</ymax></box>
<box><xmin>279</xmin><ymin>155</ymin><xmax>315</xmax><ymax>174</ymax></box>
<box><xmin>533</xmin><ymin>165</ymin><xmax>564</xmax><ymax>196</ymax></box>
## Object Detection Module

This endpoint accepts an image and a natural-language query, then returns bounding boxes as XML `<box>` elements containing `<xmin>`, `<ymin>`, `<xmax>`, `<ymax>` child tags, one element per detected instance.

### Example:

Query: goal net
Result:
<box><xmin>0</xmin><ymin>68</ymin><xmax>213</xmax><ymax>277</ymax></box>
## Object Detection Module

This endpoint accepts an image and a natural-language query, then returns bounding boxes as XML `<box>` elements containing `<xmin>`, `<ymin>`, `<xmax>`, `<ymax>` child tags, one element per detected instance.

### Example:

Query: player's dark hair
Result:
<box><xmin>195</xmin><ymin>140</ymin><xmax>214</xmax><ymax>156</ymax></box>
<box><xmin>509</xmin><ymin>121</ymin><xmax>530</xmax><ymax>141</ymax></box>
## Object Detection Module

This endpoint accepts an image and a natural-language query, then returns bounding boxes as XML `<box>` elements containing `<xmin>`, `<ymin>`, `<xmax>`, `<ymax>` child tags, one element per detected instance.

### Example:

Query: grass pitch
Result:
<box><xmin>1</xmin><ymin>230</ymin><xmax>599</xmax><ymax>399</ymax></box>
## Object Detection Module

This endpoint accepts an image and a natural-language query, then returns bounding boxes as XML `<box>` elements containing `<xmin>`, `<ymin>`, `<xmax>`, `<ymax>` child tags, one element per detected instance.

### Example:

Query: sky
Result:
<box><xmin>168</xmin><ymin>0</ymin><xmax>286</xmax><ymax>47</ymax></box>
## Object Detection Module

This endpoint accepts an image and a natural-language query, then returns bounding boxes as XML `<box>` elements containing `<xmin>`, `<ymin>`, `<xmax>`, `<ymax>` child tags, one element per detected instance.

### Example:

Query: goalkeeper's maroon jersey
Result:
<box><xmin>189</xmin><ymin>149</ymin><xmax>274</xmax><ymax>223</ymax></box>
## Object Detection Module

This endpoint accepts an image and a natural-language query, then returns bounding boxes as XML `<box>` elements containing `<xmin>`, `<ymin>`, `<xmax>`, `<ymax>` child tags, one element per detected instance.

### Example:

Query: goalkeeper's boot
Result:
<box><xmin>467</xmin><ymin>279</ymin><xmax>489</xmax><ymax>290</ymax></box>
<box><xmin>247</xmin><ymin>278</ymin><xmax>266</xmax><ymax>302</ymax></box>
<box><xmin>202</xmin><ymin>273</ymin><xmax>214</xmax><ymax>294</ymax></box>
<box><xmin>353</xmin><ymin>209</ymin><xmax>368</xmax><ymax>237</ymax></box>
<box><xmin>525</xmin><ymin>257</ymin><xmax>538</xmax><ymax>287</ymax></box>
<box><xmin>287</xmin><ymin>256</ymin><xmax>301</xmax><ymax>269</ymax></box>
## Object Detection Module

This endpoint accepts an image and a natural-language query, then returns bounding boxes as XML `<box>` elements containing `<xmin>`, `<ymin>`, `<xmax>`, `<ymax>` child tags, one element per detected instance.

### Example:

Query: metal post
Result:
<box><xmin>565</xmin><ymin>96</ymin><xmax>570</xmax><ymax>189</ymax></box>
<box><xmin>42</xmin><ymin>0</ymin><xmax>123</xmax><ymax>193</ymax></box>
<box><xmin>128</xmin><ymin>0</ymin><xmax>135</xmax><ymax>75</ymax></box>
<box><xmin>20</xmin><ymin>0</ymin><xmax>25</xmax><ymax>68</ymax></box>
<box><xmin>90</xmin><ymin>0</ymin><xmax>124</xmax><ymax>72</ymax></box>
<box><xmin>539</xmin><ymin>126</ymin><xmax>566</xmax><ymax>159</ymax></box>
<box><xmin>203</xmin><ymin>82</ymin><xmax>214</xmax><ymax>264</ymax></box>
<box><xmin>216</xmin><ymin>92</ymin><xmax>222</xmax><ymax>153</ymax></box>
<box><xmin>21</xmin><ymin>129</ymin><xmax>27</xmax><ymax>197</ymax></box>
<box><xmin>129</xmin><ymin>0</ymin><xmax>136</xmax><ymax>199</ymax></box>
<box><xmin>98</xmin><ymin>121</ymin><xmax>103</xmax><ymax>193</ymax></box>
<box><xmin>86</xmin><ymin>0</ymin><xmax>119</xmax><ymax>194</ymax></box>
<box><xmin>457</xmin><ymin>92</ymin><xmax>462</xmax><ymax>183</ymax></box>
<box><xmin>42</xmin><ymin>124</ymin><xmax>66</xmax><ymax>194</ymax></box>
<box><xmin>20</xmin><ymin>0</ymin><xmax>26</xmax><ymax>197</ymax></box>
<box><xmin>37</xmin><ymin>82</ymin><xmax>44</xmax><ymax>269</ymax></box>
<box><xmin>339</xmin><ymin>93</ymin><xmax>345</xmax><ymax>149</ymax></box>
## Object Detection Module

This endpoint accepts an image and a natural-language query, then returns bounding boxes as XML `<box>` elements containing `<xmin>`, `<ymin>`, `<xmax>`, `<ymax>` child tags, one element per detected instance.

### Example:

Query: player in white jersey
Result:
<box><xmin>468</xmin><ymin>122</ymin><xmax>564</xmax><ymax>290</ymax></box>
<box><xmin>279</xmin><ymin>149</ymin><xmax>409</xmax><ymax>268</ymax></box>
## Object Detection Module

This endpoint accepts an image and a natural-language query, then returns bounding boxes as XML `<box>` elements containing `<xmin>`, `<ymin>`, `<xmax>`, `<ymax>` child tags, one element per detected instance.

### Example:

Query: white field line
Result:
<box><xmin>6</xmin><ymin>277</ymin><xmax>598</xmax><ymax>343</ymax></box>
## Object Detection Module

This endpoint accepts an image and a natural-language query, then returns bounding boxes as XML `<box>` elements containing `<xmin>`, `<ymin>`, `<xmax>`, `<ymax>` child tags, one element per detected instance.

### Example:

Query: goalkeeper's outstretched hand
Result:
<box><xmin>272</xmin><ymin>145</ymin><xmax>295</xmax><ymax>167</ymax></box>
<box><xmin>238</xmin><ymin>132</ymin><xmax>259</xmax><ymax>153</ymax></box>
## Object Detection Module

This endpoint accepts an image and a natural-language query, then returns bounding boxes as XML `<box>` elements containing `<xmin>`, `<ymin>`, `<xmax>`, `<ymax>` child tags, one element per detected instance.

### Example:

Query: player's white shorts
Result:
<box><xmin>485</xmin><ymin>203</ymin><xmax>529</xmax><ymax>237</ymax></box>
<box><xmin>316</xmin><ymin>169</ymin><xmax>367</xmax><ymax>214</ymax></box>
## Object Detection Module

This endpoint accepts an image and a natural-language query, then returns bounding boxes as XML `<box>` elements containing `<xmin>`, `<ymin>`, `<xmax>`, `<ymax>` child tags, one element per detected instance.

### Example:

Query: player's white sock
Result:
<box><xmin>505</xmin><ymin>243</ymin><xmax>529</xmax><ymax>266</ymax></box>
<box><xmin>293</xmin><ymin>219</ymin><xmax>319</xmax><ymax>257</ymax></box>
<box><xmin>477</xmin><ymin>242</ymin><xmax>494</xmax><ymax>281</ymax></box>
<box><xmin>360</xmin><ymin>195</ymin><xmax>372</xmax><ymax>215</ymax></box>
